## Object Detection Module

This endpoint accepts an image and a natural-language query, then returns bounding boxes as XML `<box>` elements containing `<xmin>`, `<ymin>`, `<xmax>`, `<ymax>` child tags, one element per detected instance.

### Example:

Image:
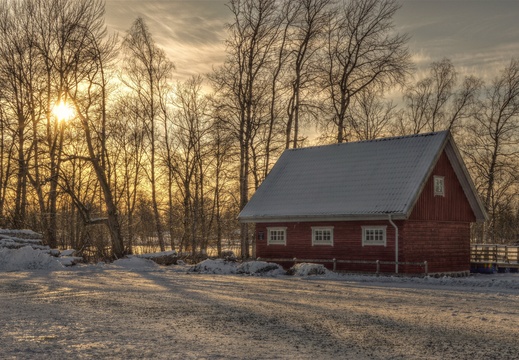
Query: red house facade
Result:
<box><xmin>239</xmin><ymin>131</ymin><xmax>487</xmax><ymax>274</ymax></box>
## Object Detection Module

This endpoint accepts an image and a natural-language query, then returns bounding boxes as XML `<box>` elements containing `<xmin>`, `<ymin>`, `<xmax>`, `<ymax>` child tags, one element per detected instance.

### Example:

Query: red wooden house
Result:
<box><xmin>238</xmin><ymin>131</ymin><xmax>487</xmax><ymax>274</ymax></box>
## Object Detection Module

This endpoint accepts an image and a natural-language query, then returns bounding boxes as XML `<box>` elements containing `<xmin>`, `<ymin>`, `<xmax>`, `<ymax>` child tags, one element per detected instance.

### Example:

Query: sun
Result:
<box><xmin>52</xmin><ymin>100</ymin><xmax>75</xmax><ymax>122</ymax></box>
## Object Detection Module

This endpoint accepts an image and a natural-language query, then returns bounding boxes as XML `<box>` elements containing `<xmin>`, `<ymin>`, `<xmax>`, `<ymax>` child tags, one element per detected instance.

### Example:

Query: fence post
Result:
<box><xmin>424</xmin><ymin>261</ymin><xmax>428</xmax><ymax>276</ymax></box>
<box><xmin>293</xmin><ymin>257</ymin><xmax>297</xmax><ymax>267</ymax></box>
<box><xmin>333</xmin><ymin>258</ymin><xmax>337</xmax><ymax>272</ymax></box>
<box><xmin>376</xmin><ymin>260</ymin><xmax>380</xmax><ymax>276</ymax></box>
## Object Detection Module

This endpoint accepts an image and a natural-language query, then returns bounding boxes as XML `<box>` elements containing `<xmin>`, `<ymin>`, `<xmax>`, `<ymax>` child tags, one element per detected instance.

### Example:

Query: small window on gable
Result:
<box><xmin>267</xmin><ymin>227</ymin><xmax>286</xmax><ymax>245</ymax></box>
<box><xmin>434</xmin><ymin>176</ymin><xmax>445</xmax><ymax>197</ymax></box>
<box><xmin>362</xmin><ymin>226</ymin><xmax>386</xmax><ymax>247</ymax></box>
<box><xmin>312</xmin><ymin>227</ymin><xmax>334</xmax><ymax>246</ymax></box>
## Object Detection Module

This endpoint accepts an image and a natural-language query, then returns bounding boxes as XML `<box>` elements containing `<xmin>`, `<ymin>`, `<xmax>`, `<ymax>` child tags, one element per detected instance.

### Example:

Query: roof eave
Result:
<box><xmin>238</xmin><ymin>213</ymin><xmax>408</xmax><ymax>223</ymax></box>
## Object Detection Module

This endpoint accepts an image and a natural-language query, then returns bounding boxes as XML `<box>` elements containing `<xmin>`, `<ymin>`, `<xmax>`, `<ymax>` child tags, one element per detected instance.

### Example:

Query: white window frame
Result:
<box><xmin>434</xmin><ymin>175</ymin><xmax>445</xmax><ymax>197</ymax></box>
<box><xmin>311</xmin><ymin>227</ymin><xmax>334</xmax><ymax>246</ymax></box>
<box><xmin>362</xmin><ymin>226</ymin><xmax>387</xmax><ymax>247</ymax></box>
<box><xmin>267</xmin><ymin>227</ymin><xmax>287</xmax><ymax>245</ymax></box>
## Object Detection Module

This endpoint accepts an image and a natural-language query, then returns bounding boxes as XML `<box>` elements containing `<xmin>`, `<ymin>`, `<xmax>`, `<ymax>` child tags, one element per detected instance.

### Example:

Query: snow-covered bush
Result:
<box><xmin>189</xmin><ymin>259</ymin><xmax>238</xmax><ymax>274</ymax></box>
<box><xmin>288</xmin><ymin>263</ymin><xmax>328</xmax><ymax>276</ymax></box>
<box><xmin>237</xmin><ymin>261</ymin><xmax>285</xmax><ymax>276</ymax></box>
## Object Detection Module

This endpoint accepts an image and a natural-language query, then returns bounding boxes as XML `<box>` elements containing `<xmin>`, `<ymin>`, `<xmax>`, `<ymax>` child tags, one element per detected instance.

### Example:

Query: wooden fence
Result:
<box><xmin>471</xmin><ymin>244</ymin><xmax>519</xmax><ymax>268</ymax></box>
<box><xmin>256</xmin><ymin>257</ymin><xmax>428</xmax><ymax>275</ymax></box>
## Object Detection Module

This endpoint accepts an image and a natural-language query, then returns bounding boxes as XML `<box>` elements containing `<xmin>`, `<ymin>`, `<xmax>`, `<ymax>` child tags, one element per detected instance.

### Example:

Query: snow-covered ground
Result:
<box><xmin>1</xmin><ymin>244</ymin><xmax>519</xmax><ymax>359</ymax></box>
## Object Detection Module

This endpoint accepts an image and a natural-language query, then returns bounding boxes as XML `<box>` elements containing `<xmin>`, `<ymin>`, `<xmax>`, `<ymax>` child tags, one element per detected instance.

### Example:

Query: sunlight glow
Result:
<box><xmin>52</xmin><ymin>101</ymin><xmax>75</xmax><ymax>122</ymax></box>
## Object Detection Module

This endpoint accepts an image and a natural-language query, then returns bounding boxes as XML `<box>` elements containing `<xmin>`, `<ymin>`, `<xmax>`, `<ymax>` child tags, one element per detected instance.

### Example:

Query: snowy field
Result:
<box><xmin>1</xmin><ymin>248</ymin><xmax>519</xmax><ymax>359</ymax></box>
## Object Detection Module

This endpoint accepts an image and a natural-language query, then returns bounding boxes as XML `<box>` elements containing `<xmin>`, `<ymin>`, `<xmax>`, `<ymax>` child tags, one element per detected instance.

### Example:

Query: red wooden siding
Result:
<box><xmin>409</xmin><ymin>150</ymin><xmax>476</xmax><ymax>222</ymax></box>
<box><xmin>256</xmin><ymin>221</ymin><xmax>402</xmax><ymax>273</ymax></box>
<box><xmin>256</xmin><ymin>218</ymin><xmax>471</xmax><ymax>274</ymax></box>
<box><xmin>401</xmin><ymin>221</ymin><xmax>470</xmax><ymax>273</ymax></box>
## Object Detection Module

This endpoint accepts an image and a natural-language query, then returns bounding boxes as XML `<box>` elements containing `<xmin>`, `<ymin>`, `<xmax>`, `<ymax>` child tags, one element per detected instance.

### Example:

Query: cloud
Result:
<box><xmin>104</xmin><ymin>0</ymin><xmax>230</xmax><ymax>81</ymax></box>
<box><xmin>396</xmin><ymin>0</ymin><xmax>519</xmax><ymax>79</ymax></box>
<box><xmin>104</xmin><ymin>0</ymin><xmax>519</xmax><ymax>85</ymax></box>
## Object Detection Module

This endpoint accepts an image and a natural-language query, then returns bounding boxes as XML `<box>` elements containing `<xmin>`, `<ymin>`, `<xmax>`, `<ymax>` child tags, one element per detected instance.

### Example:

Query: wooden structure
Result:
<box><xmin>239</xmin><ymin>131</ymin><xmax>487</xmax><ymax>274</ymax></box>
<box><xmin>471</xmin><ymin>244</ymin><xmax>519</xmax><ymax>273</ymax></box>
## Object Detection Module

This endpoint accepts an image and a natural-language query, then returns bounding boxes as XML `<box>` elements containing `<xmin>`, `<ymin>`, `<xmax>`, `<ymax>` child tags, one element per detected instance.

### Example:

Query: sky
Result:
<box><xmin>103</xmin><ymin>0</ymin><xmax>519</xmax><ymax>84</ymax></box>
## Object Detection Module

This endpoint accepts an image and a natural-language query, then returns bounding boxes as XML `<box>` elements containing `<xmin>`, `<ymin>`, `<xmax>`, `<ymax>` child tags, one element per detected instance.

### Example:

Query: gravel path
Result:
<box><xmin>1</xmin><ymin>269</ymin><xmax>518</xmax><ymax>359</ymax></box>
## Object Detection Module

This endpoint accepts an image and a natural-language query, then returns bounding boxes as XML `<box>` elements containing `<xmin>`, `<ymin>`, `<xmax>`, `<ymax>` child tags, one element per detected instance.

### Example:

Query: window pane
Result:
<box><xmin>364</xmin><ymin>227</ymin><xmax>386</xmax><ymax>245</ymax></box>
<box><xmin>313</xmin><ymin>228</ymin><xmax>332</xmax><ymax>244</ymax></box>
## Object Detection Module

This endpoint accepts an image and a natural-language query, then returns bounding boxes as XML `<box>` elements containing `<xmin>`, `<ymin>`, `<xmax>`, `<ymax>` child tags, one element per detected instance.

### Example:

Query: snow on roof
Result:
<box><xmin>239</xmin><ymin>131</ymin><xmax>485</xmax><ymax>222</ymax></box>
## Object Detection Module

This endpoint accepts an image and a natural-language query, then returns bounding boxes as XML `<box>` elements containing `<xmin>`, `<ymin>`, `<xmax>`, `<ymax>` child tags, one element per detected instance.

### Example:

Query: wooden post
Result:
<box><xmin>376</xmin><ymin>260</ymin><xmax>380</xmax><ymax>275</ymax></box>
<box><xmin>424</xmin><ymin>261</ymin><xmax>428</xmax><ymax>276</ymax></box>
<box><xmin>293</xmin><ymin>257</ymin><xmax>297</xmax><ymax>267</ymax></box>
<box><xmin>333</xmin><ymin>258</ymin><xmax>337</xmax><ymax>272</ymax></box>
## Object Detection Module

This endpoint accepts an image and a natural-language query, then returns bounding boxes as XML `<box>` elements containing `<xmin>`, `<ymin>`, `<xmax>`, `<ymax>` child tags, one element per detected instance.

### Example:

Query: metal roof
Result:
<box><xmin>239</xmin><ymin>131</ymin><xmax>487</xmax><ymax>223</ymax></box>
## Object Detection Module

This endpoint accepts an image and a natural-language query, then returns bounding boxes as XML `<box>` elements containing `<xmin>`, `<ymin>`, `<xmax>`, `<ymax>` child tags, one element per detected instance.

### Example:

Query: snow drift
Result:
<box><xmin>0</xmin><ymin>246</ymin><xmax>63</xmax><ymax>271</ymax></box>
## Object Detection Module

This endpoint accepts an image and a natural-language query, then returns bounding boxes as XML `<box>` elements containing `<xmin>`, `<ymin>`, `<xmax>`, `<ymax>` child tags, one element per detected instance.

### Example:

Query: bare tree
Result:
<box><xmin>446</xmin><ymin>75</ymin><xmax>482</xmax><ymax>132</ymax></box>
<box><xmin>463</xmin><ymin>59</ymin><xmax>519</xmax><ymax>243</ymax></box>
<box><xmin>63</xmin><ymin>1</ymin><xmax>125</xmax><ymax>258</ymax></box>
<box><xmin>399</xmin><ymin>58</ymin><xmax>481</xmax><ymax>135</ymax></box>
<box><xmin>122</xmin><ymin>17</ymin><xmax>175</xmax><ymax>252</ymax></box>
<box><xmin>209</xmin><ymin>116</ymin><xmax>235</xmax><ymax>257</ymax></box>
<box><xmin>285</xmin><ymin>0</ymin><xmax>331</xmax><ymax>148</ymax></box>
<box><xmin>349</xmin><ymin>89</ymin><xmax>396</xmax><ymax>140</ymax></box>
<box><xmin>0</xmin><ymin>0</ymin><xmax>35</xmax><ymax>229</ymax></box>
<box><xmin>111</xmin><ymin>95</ymin><xmax>146</xmax><ymax>254</ymax></box>
<box><xmin>168</xmin><ymin>76</ymin><xmax>212</xmax><ymax>255</ymax></box>
<box><xmin>322</xmin><ymin>0</ymin><xmax>411</xmax><ymax>143</ymax></box>
<box><xmin>31</xmin><ymin>0</ymin><xmax>98</xmax><ymax>248</ymax></box>
<box><xmin>0</xmin><ymin>95</ymin><xmax>15</xmax><ymax>227</ymax></box>
<box><xmin>211</xmin><ymin>0</ymin><xmax>281</xmax><ymax>258</ymax></box>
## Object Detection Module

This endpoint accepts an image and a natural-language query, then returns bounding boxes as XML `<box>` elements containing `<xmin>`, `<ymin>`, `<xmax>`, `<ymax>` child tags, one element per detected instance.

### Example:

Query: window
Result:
<box><xmin>267</xmin><ymin>227</ymin><xmax>286</xmax><ymax>245</ymax></box>
<box><xmin>434</xmin><ymin>176</ymin><xmax>445</xmax><ymax>196</ymax></box>
<box><xmin>362</xmin><ymin>226</ymin><xmax>387</xmax><ymax>246</ymax></box>
<box><xmin>312</xmin><ymin>227</ymin><xmax>334</xmax><ymax>246</ymax></box>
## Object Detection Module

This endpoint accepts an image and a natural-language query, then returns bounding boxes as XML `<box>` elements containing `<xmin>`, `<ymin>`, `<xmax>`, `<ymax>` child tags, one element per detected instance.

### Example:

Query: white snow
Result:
<box><xmin>0</xmin><ymin>246</ymin><xmax>63</xmax><ymax>271</ymax></box>
<box><xmin>237</xmin><ymin>260</ymin><xmax>285</xmax><ymax>276</ymax></box>
<box><xmin>288</xmin><ymin>262</ymin><xmax>329</xmax><ymax>276</ymax></box>
<box><xmin>1</xmin><ymin>243</ymin><xmax>519</xmax><ymax>292</ymax></box>
<box><xmin>136</xmin><ymin>250</ymin><xmax>177</xmax><ymax>259</ymax></box>
<box><xmin>111</xmin><ymin>256</ymin><xmax>162</xmax><ymax>270</ymax></box>
<box><xmin>2</xmin><ymin>236</ymin><xmax>519</xmax><ymax>358</ymax></box>
<box><xmin>0</xmin><ymin>228</ymin><xmax>43</xmax><ymax>238</ymax></box>
<box><xmin>1</xmin><ymin>266</ymin><xmax>519</xmax><ymax>359</ymax></box>
<box><xmin>60</xmin><ymin>249</ymin><xmax>76</xmax><ymax>257</ymax></box>
<box><xmin>189</xmin><ymin>258</ymin><xmax>238</xmax><ymax>274</ymax></box>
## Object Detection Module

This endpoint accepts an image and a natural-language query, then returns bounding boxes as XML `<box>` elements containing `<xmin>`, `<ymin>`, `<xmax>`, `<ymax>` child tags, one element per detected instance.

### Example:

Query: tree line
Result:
<box><xmin>1</xmin><ymin>0</ymin><xmax>518</xmax><ymax>260</ymax></box>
